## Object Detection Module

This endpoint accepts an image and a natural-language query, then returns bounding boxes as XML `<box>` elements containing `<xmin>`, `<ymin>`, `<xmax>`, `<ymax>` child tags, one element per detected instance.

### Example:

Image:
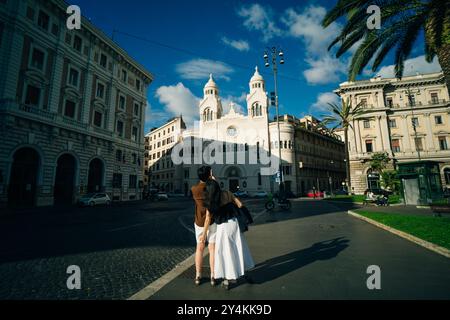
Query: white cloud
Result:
<box><xmin>281</xmin><ymin>5</ymin><xmax>348</xmax><ymax>85</ymax></box>
<box><xmin>144</xmin><ymin>102</ymin><xmax>170</xmax><ymax>131</ymax></box>
<box><xmin>303</xmin><ymin>56</ymin><xmax>347</xmax><ymax>85</ymax></box>
<box><xmin>238</xmin><ymin>4</ymin><xmax>281</xmax><ymax>42</ymax></box>
<box><xmin>282</xmin><ymin>6</ymin><xmax>341</xmax><ymax>56</ymax></box>
<box><xmin>221</xmin><ymin>37</ymin><xmax>250</xmax><ymax>52</ymax></box>
<box><xmin>374</xmin><ymin>55</ymin><xmax>442</xmax><ymax>78</ymax></box>
<box><xmin>155</xmin><ymin>83</ymin><xmax>201</xmax><ymax>126</ymax></box>
<box><xmin>176</xmin><ymin>59</ymin><xmax>234</xmax><ymax>81</ymax></box>
<box><xmin>222</xmin><ymin>93</ymin><xmax>247</xmax><ymax>115</ymax></box>
<box><xmin>310</xmin><ymin>92</ymin><xmax>340</xmax><ymax>115</ymax></box>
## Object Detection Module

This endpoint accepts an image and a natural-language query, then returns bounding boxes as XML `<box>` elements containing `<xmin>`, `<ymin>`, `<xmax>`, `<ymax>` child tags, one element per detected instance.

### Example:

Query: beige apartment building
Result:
<box><xmin>0</xmin><ymin>0</ymin><xmax>153</xmax><ymax>208</ymax></box>
<box><xmin>144</xmin><ymin>117</ymin><xmax>186</xmax><ymax>192</ymax></box>
<box><xmin>335</xmin><ymin>72</ymin><xmax>450</xmax><ymax>194</ymax></box>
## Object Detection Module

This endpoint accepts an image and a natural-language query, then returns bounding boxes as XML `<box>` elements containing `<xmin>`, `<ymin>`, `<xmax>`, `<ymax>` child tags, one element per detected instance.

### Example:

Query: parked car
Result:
<box><xmin>78</xmin><ymin>193</ymin><xmax>111</xmax><ymax>207</ymax></box>
<box><xmin>234</xmin><ymin>191</ymin><xmax>249</xmax><ymax>198</ymax></box>
<box><xmin>253</xmin><ymin>191</ymin><xmax>268</xmax><ymax>198</ymax></box>
<box><xmin>306</xmin><ymin>190</ymin><xmax>324</xmax><ymax>198</ymax></box>
<box><xmin>156</xmin><ymin>192</ymin><xmax>169</xmax><ymax>201</ymax></box>
<box><xmin>168</xmin><ymin>192</ymin><xmax>185</xmax><ymax>198</ymax></box>
<box><xmin>333</xmin><ymin>189</ymin><xmax>348</xmax><ymax>196</ymax></box>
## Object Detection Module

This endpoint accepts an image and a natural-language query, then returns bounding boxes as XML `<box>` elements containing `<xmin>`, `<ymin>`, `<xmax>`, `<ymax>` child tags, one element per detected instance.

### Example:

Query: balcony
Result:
<box><xmin>429</xmin><ymin>99</ymin><xmax>447</xmax><ymax>106</ymax></box>
<box><xmin>405</xmin><ymin>101</ymin><xmax>423</xmax><ymax>108</ymax></box>
<box><xmin>19</xmin><ymin>104</ymin><xmax>57</xmax><ymax>121</ymax></box>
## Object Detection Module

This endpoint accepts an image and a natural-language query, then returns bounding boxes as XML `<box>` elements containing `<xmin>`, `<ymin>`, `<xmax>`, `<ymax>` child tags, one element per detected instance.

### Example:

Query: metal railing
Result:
<box><xmin>19</xmin><ymin>104</ymin><xmax>57</xmax><ymax>121</ymax></box>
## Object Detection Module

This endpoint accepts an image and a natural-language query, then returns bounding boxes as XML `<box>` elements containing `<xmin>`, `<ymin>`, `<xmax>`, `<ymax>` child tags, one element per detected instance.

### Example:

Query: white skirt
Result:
<box><xmin>214</xmin><ymin>217</ymin><xmax>255</xmax><ymax>280</ymax></box>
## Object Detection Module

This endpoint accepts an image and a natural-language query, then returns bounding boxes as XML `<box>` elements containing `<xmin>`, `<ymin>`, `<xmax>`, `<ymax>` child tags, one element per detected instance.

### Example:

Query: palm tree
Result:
<box><xmin>322</xmin><ymin>98</ymin><xmax>368</xmax><ymax>193</ymax></box>
<box><xmin>323</xmin><ymin>0</ymin><xmax>450</xmax><ymax>95</ymax></box>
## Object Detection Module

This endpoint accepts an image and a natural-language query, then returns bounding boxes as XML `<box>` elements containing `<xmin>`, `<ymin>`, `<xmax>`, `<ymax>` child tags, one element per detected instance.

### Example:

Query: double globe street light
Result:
<box><xmin>264</xmin><ymin>47</ymin><xmax>285</xmax><ymax>196</ymax></box>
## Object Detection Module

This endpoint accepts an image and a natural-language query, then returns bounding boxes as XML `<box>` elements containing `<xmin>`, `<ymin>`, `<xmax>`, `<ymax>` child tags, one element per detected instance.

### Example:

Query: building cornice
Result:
<box><xmin>53</xmin><ymin>0</ymin><xmax>154</xmax><ymax>83</ymax></box>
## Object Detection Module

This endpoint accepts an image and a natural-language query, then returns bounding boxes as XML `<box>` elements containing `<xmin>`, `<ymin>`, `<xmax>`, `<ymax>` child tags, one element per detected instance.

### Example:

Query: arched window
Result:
<box><xmin>445</xmin><ymin>168</ymin><xmax>450</xmax><ymax>184</ymax></box>
<box><xmin>253</xmin><ymin>103</ymin><xmax>261</xmax><ymax>117</ymax></box>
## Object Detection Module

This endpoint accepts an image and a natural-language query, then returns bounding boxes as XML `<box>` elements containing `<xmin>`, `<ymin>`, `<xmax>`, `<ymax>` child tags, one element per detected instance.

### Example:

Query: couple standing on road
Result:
<box><xmin>191</xmin><ymin>166</ymin><xmax>255</xmax><ymax>290</ymax></box>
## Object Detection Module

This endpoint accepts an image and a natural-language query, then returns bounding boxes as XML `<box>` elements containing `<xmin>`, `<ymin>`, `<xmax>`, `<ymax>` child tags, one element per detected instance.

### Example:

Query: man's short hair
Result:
<box><xmin>197</xmin><ymin>166</ymin><xmax>212</xmax><ymax>182</ymax></box>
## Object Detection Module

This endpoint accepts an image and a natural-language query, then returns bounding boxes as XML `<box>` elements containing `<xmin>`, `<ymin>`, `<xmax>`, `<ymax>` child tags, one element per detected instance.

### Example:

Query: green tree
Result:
<box><xmin>323</xmin><ymin>0</ymin><xmax>450</xmax><ymax>95</ymax></box>
<box><xmin>322</xmin><ymin>98</ymin><xmax>369</xmax><ymax>193</ymax></box>
<box><xmin>369</xmin><ymin>152</ymin><xmax>390</xmax><ymax>173</ymax></box>
<box><xmin>381</xmin><ymin>170</ymin><xmax>401</xmax><ymax>193</ymax></box>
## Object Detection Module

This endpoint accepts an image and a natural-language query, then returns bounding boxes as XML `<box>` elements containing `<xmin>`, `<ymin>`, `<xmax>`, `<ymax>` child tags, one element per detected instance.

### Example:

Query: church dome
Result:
<box><xmin>204</xmin><ymin>74</ymin><xmax>219</xmax><ymax>96</ymax></box>
<box><xmin>204</xmin><ymin>74</ymin><xmax>218</xmax><ymax>89</ymax></box>
<box><xmin>250</xmin><ymin>66</ymin><xmax>264</xmax><ymax>82</ymax></box>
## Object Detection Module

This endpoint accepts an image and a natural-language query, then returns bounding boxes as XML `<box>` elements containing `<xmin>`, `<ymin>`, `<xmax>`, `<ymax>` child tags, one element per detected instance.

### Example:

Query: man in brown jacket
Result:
<box><xmin>191</xmin><ymin>166</ymin><xmax>217</xmax><ymax>286</ymax></box>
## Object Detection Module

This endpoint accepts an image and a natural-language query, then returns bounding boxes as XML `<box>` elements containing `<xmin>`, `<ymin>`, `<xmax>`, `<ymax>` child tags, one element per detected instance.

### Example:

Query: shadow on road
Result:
<box><xmin>240</xmin><ymin>237</ymin><xmax>349</xmax><ymax>287</ymax></box>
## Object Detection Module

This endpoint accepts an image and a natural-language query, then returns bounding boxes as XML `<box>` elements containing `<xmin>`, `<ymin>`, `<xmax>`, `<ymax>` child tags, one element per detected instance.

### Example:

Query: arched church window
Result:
<box><xmin>251</xmin><ymin>106</ymin><xmax>255</xmax><ymax>117</ymax></box>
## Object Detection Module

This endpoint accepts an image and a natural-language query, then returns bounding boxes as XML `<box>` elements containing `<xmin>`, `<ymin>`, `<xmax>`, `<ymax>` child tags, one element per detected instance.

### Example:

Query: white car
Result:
<box><xmin>168</xmin><ymin>192</ymin><xmax>185</xmax><ymax>198</ymax></box>
<box><xmin>253</xmin><ymin>191</ymin><xmax>268</xmax><ymax>198</ymax></box>
<box><xmin>78</xmin><ymin>193</ymin><xmax>111</xmax><ymax>207</ymax></box>
<box><xmin>157</xmin><ymin>192</ymin><xmax>169</xmax><ymax>201</ymax></box>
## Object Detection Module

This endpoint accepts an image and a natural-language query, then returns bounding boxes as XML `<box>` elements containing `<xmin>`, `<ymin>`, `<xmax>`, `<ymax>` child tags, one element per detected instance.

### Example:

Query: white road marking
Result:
<box><xmin>178</xmin><ymin>215</ymin><xmax>195</xmax><ymax>234</ymax></box>
<box><xmin>106</xmin><ymin>222</ymin><xmax>149</xmax><ymax>232</ymax></box>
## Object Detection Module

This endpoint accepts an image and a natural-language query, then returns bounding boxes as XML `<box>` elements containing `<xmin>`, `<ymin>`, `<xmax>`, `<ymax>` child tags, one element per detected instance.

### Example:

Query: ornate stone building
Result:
<box><xmin>334</xmin><ymin>72</ymin><xmax>450</xmax><ymax>194</ymax></box>
<box><xmin>174</xmin><ymin>69</ymin><xmax>345</xmax><ymax>196</ymax></box>
<box><xmin>0</xmin><ymin>0</ymin><xmax>153</xmax><ymax>208</ymax></box>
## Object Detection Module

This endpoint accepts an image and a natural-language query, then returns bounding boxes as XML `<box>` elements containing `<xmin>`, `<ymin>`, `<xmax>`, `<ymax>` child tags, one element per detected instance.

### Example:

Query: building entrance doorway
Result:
<box><xmin>87</xmin><ymin>158</ymin><xmax>104</xmax><ymax>193</ymax></box>
<box><xmin>8</xmin><ymin>148</ymin><xmax>40</xmax><ymax>207</ymax></box>
<box><xmin>54</xmin><ymin>154</ymin><xmax>76</xmax><ymax>205</ymax></box>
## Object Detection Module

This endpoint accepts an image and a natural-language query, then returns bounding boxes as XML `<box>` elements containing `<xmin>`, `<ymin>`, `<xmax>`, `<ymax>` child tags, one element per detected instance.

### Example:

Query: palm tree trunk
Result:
<box><xmin>436</xmin><ymin>43</ymin><xmax>450</xmax><ymax>98</ymax></box>
<box><xmin>344</xmin><ymin>127</ymin><xmax>351</xmax><ymax>194</ymax></box>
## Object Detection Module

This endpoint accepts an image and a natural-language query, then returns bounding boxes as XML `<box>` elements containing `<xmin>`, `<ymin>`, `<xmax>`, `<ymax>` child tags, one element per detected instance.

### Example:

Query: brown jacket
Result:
<box><xmin>191</xmin><ymin>181</ymin><xmax>212</xmax><ymax>227</ymax></box>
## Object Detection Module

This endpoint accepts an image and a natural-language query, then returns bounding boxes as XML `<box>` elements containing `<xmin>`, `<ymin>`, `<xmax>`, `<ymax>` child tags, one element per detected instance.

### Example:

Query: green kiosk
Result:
<box><xmin>398</xmin><ymin>161</ymin><xmax>443</xmax><ymax>205</ymax></box>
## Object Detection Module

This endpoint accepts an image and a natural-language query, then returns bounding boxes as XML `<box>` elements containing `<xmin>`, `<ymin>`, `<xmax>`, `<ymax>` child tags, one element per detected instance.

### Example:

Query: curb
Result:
<box><xmin>348</xmin><ymin>210</ymin><xmax>450</xmax><ymax>259</ymax></box>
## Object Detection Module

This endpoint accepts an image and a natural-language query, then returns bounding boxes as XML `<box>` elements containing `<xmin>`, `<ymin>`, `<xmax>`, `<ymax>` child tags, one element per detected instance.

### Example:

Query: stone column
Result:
<box><xmin>0</xmin><ymin>23</ymin><xmax>24</xmax><ymax>104</ymax></box>
<box><xmin>376</xmin><ymin>115</ymin><xmax>385</xmax><ymax>151</ymax></box>
<box><xmin>424</xmin><ymin>113</ymin><xmax>436</xmax><ymax>151</ymax></box>
<box><xmin>401</xmin><ymin>115</ymin><xmax>412</xmax><ymax>152</ymax></box>
<box><xmin>380</xmin><ymin>115</ymin><xmax>391</xmax><ymax>154</ymax></box>
<box><xmin>48</xmin><ymin>48</ymin><xmax>65</xmax><ymax>114</ymax></box>
<box><xmin>355</xmin><ymin>120</ymin><xmax>363</xmax><ymax>153</ymax></box>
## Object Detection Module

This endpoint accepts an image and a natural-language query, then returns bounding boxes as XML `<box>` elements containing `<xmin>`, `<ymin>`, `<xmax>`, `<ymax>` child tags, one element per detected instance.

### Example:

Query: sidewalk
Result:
<box><xmin>146</xmin><ymin>200</ymin><xmax>450</xmax><ymax>300</ymax></box>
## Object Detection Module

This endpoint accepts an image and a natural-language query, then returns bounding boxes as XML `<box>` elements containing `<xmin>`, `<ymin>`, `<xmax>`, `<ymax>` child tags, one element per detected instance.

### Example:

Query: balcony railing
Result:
<box><xmin>405</xmin><ymin>101</ymin><xmax>423</xmax><ymax>108</ymax></box>
<box><xmin>429</xmin><ymin>99</ymin><xmax>447</xmax><ymax>105</ymax></box>
<box><xmin>19</xmin><ymin>104</ymin><xmax>56</xmax><ymax>121</ymax></box>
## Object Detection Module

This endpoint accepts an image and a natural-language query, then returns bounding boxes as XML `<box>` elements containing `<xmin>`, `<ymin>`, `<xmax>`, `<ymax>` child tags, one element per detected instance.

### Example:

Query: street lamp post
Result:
<box><xmin>328</xmin><ymin>160</ymin><xmax>334</xmax><ymax>196</ymax></box>
<box><xmin>264</xmin><ymin>47</ymin><xmax>285</xmax><ymax>197</ymax></box>
<box><xmin>405</xmin><ymin>86</ymin><xmax>422</xmax><ymax>161</ymax></box>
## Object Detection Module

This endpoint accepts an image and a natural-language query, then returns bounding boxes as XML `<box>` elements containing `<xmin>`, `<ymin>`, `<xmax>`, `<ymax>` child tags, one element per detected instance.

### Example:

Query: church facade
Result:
<box><xmin>171</xmin><ymin>68</ymin><xmax>346</xmax><ymax>196</ymax></box>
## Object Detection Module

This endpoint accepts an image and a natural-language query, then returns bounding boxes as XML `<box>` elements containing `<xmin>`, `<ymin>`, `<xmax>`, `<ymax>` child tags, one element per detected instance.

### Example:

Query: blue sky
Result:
<box><xmin>69</xmin><ymin>0</ymin><xmax>442</xmax><ymax>132</ymax></box>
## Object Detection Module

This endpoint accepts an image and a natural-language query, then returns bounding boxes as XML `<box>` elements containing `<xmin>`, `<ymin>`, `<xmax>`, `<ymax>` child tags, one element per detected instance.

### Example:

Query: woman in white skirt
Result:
<box><xmin>204</xmin><ymin>190</ymin><xmax>255</xmax><ymax>290</ymax></box>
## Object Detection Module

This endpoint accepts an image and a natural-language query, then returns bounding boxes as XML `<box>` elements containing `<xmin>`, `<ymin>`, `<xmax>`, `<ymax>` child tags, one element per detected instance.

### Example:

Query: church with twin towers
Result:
<box><xmin>145</xmin><ymin>67</ymin><xmax>346</xmax><ymax>196</ymax></box>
